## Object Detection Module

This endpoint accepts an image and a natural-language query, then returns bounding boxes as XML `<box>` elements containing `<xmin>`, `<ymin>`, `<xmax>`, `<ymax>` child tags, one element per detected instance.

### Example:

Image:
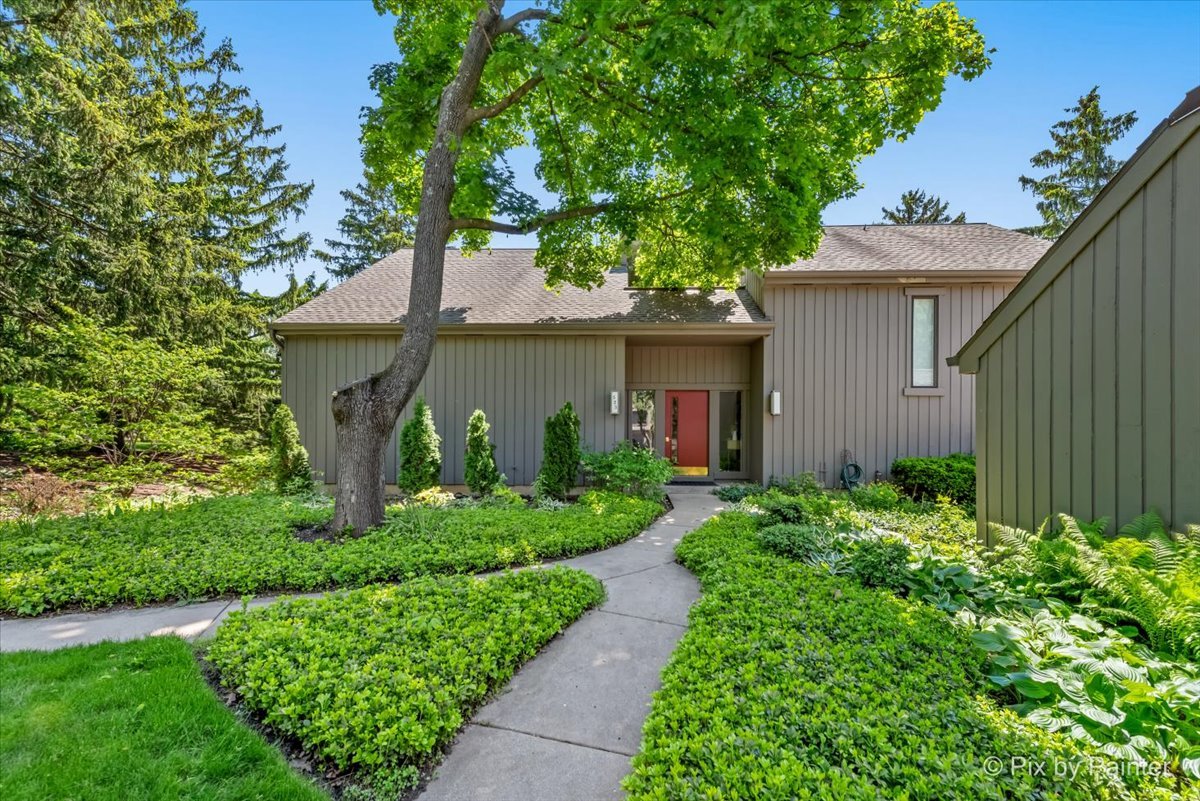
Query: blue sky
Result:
<box><xmin>189</xmin><ymin>1</ymin><xmax>1200</xmax><ymax>294</ymax></box>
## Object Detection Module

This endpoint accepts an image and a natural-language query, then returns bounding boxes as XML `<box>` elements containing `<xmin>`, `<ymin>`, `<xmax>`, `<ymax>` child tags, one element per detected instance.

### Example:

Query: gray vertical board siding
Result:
<box><xmin>625</xmin><ymin>344</ymin><xmax>751</xmax><ymax>386</ymax></box>
<box><xmin>281</xmin><ymin>334</ymin><xmax>625</xmax><ymax>486</ymax></box>
<box><xmin>973</xmin><ymin>129</ymin><xmax>1200</xmax><ymax>533</ymax></box>
<box><xmin>757</xmin><ymin>282</ymin><xmax>1013</xmax><ymax>486</ymax></box>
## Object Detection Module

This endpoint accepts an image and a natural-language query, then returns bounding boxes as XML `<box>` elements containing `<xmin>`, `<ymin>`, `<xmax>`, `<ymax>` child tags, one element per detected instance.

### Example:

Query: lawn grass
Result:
<box><xmin>0</xmin><ymin>490</ymin><xmax>660</xmax><ymax>615</ymax></box>
<box><xmin>208</xmin><ymin>567</ymin><xmax>605</xmax><ymax>790</ymax></box>
<box><xmin>625</xmin><ymin>511</ymin><xmax>1161</xmax><ymax>801</ymax></box>
<box><xmin>0</xmin><ymin>637</ymin><xmax>326</xmax><ymax>801</ymax></box>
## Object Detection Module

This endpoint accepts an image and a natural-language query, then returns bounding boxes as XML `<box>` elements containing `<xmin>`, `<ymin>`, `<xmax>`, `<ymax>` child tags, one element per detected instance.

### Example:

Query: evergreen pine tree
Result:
<box><xmin>464</xmin><ymin>409</ymin><xmax>502</xmax><ymax>495</ymax></box>
<box><xmin>880</xmin><ymin>189</ymin><xmax>966</xmax><ymax>224</ymax></box>
<box><xmin>398</xmin><ymin>397</ymin><xmax>442</xmax><ymax>494</ymax></box>
<box><xmin>313</xmin><ymin>173</ymin><xmax>415</xmax><ymax>280</ymax></box>
<box><xmin>1019</xmin><ymin>87</ymin><xmax>1137</xmax><ymax>238</ymax></box>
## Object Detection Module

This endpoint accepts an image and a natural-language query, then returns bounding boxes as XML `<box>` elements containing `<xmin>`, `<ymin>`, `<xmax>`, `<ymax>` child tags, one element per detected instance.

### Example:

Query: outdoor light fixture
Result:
<box><xmin>770</xmin><ymin>390</ymin><xmax>781</xmax><ymax>416</ymax></box>
<box><xmin>610</xmin><ymin>391</ymin><xmax>620</xmax><ymax>415</ymax></box>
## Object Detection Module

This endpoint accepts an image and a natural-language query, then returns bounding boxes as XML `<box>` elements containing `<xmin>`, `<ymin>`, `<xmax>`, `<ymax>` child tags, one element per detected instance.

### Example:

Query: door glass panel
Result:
<box><xmin>628</xmin><ymin>390</ymin><xmax>655</xmax><ymax>448</ymax></box>
<box><xmin>718</xmin><ymin>391</ymin><xmax>742</xmax><ymax>473</ymax></box>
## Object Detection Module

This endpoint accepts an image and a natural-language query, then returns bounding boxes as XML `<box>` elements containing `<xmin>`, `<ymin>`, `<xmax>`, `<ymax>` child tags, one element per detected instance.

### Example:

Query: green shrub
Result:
<box><xmin>0</xmin><ymin>490</ymin><xmax>659</xmax><ymax>615</ymax></box>
<box><xmin>480</xmin><ymin>485</ymin><xmax>526</xmax><ymax>509</ymax></box>
<box><xmin>890</xmin><ymin>452</ymin><xmax>975</xmax><ymax>504</ymax></box>
<box><xmin>581</xmin><ymin>442</ymin><xmax>673</xmax><ymax>501</ymax></box>
<box><xmin>211</xmin><ymin>450</ymin><xmax>273</xmax><ymax>494</ymax></box>
<box><xmin>753</xmin><ymin>487</ymin><xmax>834</xmax><ymax>527</ymax></box>
<box><xmin>712</xmin><ymin>483</ymin><xmax>764</xmax><ymax>503</ymax></box>
<box><xmin>757</xmin><ymin>523</ymin><xmax>836</xmax><ymax>561</ymax></box>
<box><xmin>849</xmin><ymin>535</ymin><xmax>911</xmax><ymax>591</ymax></box>
<box><xmin>398</xmin><ymin>397</ymin><xmax>441</xmax><ymax>495</ymax></box>
<box><xmin>268</xmin><ymin>405</ymin><xmax>312</xmax><ymax>495</ymax></box>
<box><xmin>848</xmin><ymin>481</ymin><xmax>903</xmax><ymax>511</ymax></box>
<box><xmin>463</xmin><ymin>409</ymin><xmax>502</xmax><ymax>496</ymax></box>
<box><xmin>209</xmin><ymin>568</ymin><xmax>604</xmax><ymax>782</ymax></box>
<box><xmin>534</xmin><ymin>402</ymin><xmax>581</xmax><ymax>501</ymax></box>
<box><xmin>834</xmin><ymin>494</ymin><xmax>982</xmax><ymax>565</ymax></box>
<box><xmin>625</xmin><ymin>513</ymin><xmax>1153</xmax><ymax>800</ymax></box>
<box><xmin>766</xmin><ymin>471</ymin><xmax>821</xmax><ymax>496</ymax></box>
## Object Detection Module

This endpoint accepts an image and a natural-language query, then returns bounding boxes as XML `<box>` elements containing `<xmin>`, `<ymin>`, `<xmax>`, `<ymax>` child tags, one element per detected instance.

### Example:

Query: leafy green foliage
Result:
<box><xmin>269</xmin><ymin>405</ymin><xmax>312</xmax><ymax>495</ymax></box>
<box><xmin>534</xmin><ymin>402</ymin><xmax>581</xmax><ymax>501</ymax></box>
<box><xmin>1019</xmin><ymin>87</ymin><xmax>1138</xmax><ymax>239</ymax></box>
<box><xmin>0</xmin><ymin>491</ymin><xmax>659</xmax><ymax>615</ymax></box>
<box><xmin>0</xmin><ymin>637</ymin><xmax>325</xmax><ymax>801</ymax></box>
<box><xmin>836</xmin><ymin>494</ymin><xmax>983</xmax><ymax>565</ymax></box>
<box><xmin>625</xmin><ymin>512</ymin><xmax>1155</xmax><ymax>800</ymax></box>
<box><xmin>752</xmin><ymin>488</ymin><xmax>835</xmax><ymax>527</ymax></box>
<box><xmin>891</xmin><ymin>453</ymin><xmax>976</xmax><ymax>504</ymax></box>
<box><xmin>757</xmin><ymin>523</ymin><xmax>836</xmax><ymax>561</ymax></box>
<box><xmin>397</xmin><ymin>398</ymin><xmax>442</xmax><ymax>495</ymax></box>
<box><xmin>209</xmin><ymin>568</ymin><xmax>603</xmax><ymax>782</ymax></box>
<box><xmin>313</xmin><ymin>171</ymin><xmax>415</xmax><ymax>280</ymax></box>
<box><xmin>848</xmin><ymin>536</ymin><xmax>912</xmax><ymax>592</ymax></box>
<box><xmin>848</xmin><ymin>481</ymin><xmax>903</xmax><ymax>511</ymax></box>
<box><xmin>364</xmin><ymin>1</ymin><xmax>989</xmax><ymax>288</ymax></box>
<box><xmin>581</xmin><ymin>442</ymin><xmax>674</xmax><ymax>501</ymax></box>
<box><xmin>881</xmin><ymin>189</ymin><xmax>966</xmax><ymax>224</ymax></box>
<box><xmin>767</xmin><ymin>471</ymin><xmax>823</xmax><ymax>496</ymax></box>
<box><xmin>990</xmin><ymin>513</ymin><xmax>1200</xmax><ymax>661</ymax></box>
<box><xmin>712</xmin><ymin>483</ymin><xmax>765</xmax><ymax>503</ymax></box>
<box><xmin>463</xmin><ymin>409</ymin><xmax>502</xmax><ymax>496</ymax></box>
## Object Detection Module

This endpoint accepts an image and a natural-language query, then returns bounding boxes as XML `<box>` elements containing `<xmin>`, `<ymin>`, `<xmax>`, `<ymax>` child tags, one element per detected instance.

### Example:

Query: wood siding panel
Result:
<box><xmin>971</xmin><ymin>129</ymin><xmax>1200</xmax><ymax>533</ymax></box>
<box><xmin>625</xmin><ymin>345</ymin><xmax>751</xmax><ymax>387</ymax></box>
<box><xmin>757</xmin><ymin>283</ymin><xmax>1014</xmax><ymax>486</ymax></box>
<box><xmin>282</xmin><ymin>334</ymin><xmax>624</xmax><ymax>486</ymax></box>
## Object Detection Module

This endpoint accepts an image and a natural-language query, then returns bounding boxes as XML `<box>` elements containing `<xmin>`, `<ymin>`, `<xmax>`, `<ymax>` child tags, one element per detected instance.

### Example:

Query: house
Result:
<box><xmin>274</xmin><ymin>223</ymin><xmax>1049</xmax><ymax>490</ymax></box>
<box><xmin>953</xmin><ymin>87</ymin><xmax>1200</xmax><ymax>540</ymax></box>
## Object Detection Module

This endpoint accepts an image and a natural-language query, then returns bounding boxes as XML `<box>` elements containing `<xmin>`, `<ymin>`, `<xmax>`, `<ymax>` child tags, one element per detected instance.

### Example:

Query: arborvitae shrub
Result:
<box><xmin>398</xmin><ymin>397</ymin><xmax>442</xmax><ymax>494</ymax></box>
<box><xmin>534</xmin><ymin>402</ymin><xmax>581</xmax><ymax>501</ymax></box>
<box><xmin>268</xmin><ymin>404</ymin><xmax>312</xmax><ymax>495</ymax></box>
<box><xmin>464</xmin><ymin>409</ymin><xmax>502</xmax><ymax>496</ymax></box>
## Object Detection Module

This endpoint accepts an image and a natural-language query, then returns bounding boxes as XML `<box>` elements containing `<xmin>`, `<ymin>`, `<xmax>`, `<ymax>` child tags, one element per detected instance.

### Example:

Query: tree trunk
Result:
<box><xmin>331</xmin><ymin>1</ymin><xmax>505</xmax><ymax>535</ymax></box>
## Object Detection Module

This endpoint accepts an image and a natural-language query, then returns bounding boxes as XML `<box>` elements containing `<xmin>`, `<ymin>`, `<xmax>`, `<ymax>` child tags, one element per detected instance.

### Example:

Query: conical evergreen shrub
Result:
<box><xmin>534</xmin><ymin>402</ymin><xmax>581</xmax><ymax>501</ymax></box>
<box><xmin>398</xmin><ymin>397</ymin><xmax>442</xmax><ymax>494</ymax></box>
<box><xmin>269</xmin><ymin>404</ymin><xmax>312</xmax><ymax>495</ymax></box>
<box><xmin>464</xmin><ymin>409</ymin><xmax>502</xmax><ymax>496</ymax></box>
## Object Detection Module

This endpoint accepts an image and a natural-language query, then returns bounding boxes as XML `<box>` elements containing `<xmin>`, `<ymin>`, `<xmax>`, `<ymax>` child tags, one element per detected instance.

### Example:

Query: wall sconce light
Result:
<box><xmin>609</xmin><ymin>391</ymin><xmax>620</xmax><ymax>415</ymax></box>
<box><xmin>769</xmin><ymin>390</ymin><xmax>781</xmax><ymax>416</ymax></box>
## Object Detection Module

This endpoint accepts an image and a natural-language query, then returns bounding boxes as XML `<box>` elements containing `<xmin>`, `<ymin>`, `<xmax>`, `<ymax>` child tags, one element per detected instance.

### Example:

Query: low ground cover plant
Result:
<box><xmin>0</xmin><ymin>637</ymin><xmax>325</xmax><ymax>801</ymax></box>
<box><xmin>626</xmin><ymin>512</ymin><xmax>1161</xmax><ymax>800</ymax></box>
<box><xmin>582</xmin><ymin>441</ymin><xmax>674</xmax><ymax>500</ymax></box>
<box><xmin>0</xmin><ymin>490</ymin><xmax>660</xmax><ymax>615</ymax></box>
<box><xmin>208</xmin><ymin>568</ymin><xmax>603</xmax><ymax>789</ymax></box>
<box><xmin>711</xmin><ymin>482</ymin><xmax>764</xmax><ymax>503</ymax></box>
<box><xmin>891</xmin><ymin>452</ymin><xmax>976</xmax><ymax>504</ymax></box>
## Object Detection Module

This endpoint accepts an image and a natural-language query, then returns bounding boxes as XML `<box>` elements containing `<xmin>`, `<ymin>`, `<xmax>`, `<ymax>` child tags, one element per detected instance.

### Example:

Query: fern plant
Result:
<box><xmin>989</xmin><ymin>512</ymin><xmax>1200</xmax><ymax>660</ymax></box>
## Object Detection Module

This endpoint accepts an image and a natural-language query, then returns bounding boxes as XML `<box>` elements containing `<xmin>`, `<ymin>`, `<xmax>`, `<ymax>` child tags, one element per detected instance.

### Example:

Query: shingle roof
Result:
<box><xmin>275</xmin><ymin>224</ymin><xmax>1044</xmax><ymax>328</ymax></box>
<box><xmin>773</xmin><ymin>223</ymin><xmax>1050</xmax><ymax>272</ymax></box>
<box><xmin>274</xmin><ymin>248</ymin><xmax>768</xmax><ymax>328</ymax></box>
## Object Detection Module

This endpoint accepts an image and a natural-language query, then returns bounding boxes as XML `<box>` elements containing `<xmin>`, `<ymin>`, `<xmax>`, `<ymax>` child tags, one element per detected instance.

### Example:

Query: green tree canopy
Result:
<box><xmin>1019</xmin><ymin>87</ymin><xmax>1137</xmax><ymax>239</ymax></box>
<box><xmin>314</xmin><ymin>171</ymin><xmax>416</xmax><ymax>280</ymax></box>
<box><xmin>881</xmin><ymin>189</ymin><xmax>966</xmax><ymax>224</ymax></box>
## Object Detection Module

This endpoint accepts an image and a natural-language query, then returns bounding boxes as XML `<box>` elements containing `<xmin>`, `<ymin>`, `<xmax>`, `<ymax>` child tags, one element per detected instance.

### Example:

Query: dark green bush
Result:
<box><xmin>766</xmin><ymin>471</ymin><xmax>821</xmax><ymax>496</ymax></box>
<box><xmin>624</xmin><ymin>512</ymin><xmax>1150</xmax><ymax>800</ymax></box>
<box><xmin>398</xmin><ymin>397</ymin><xmax>442</xmax><ymax>495</ymax></box>
<box><xmin>463</xmin><ymin>409</ymin><xmax>502</xmax><ymax>496</ymax></box>
<box><xmin>0</xmin><ymin>491</ymin><xmax>660</xmax><ymax>615</ymax></box>
<box><xmin>268</xmin><ymin>404</ymin><xmax>312</xmax><ymax>495</ymax></box>
<box><xmin>753</xmin><ymin>488</ymin><xmax>834</xmax><ymax>527</ymax></box>
<box><xmin>534</xmin><ymin>402</ymin><xmax>581</xmax><ymax>501</ymax></box>
<box><xmin>757</xmin><ymin>523</ymin><xmax>834</xmax><ymax>560</ymax></box>
<box><xmin>581</xmin><ymin>442</ymin><xmax>673</xmax><ymax>501</ymax></box>
<box><xmin>890</xmin><ymin>453</ymin><xmax>975</xmax><ymax>504</ymax></box>
<box><xmin>848</xmin><ymin>481</ymin><xmax>903</xmax><ymax>511</ymax></box>
<box><xmin>712</xmin><ymin>483</ymin><xmax>764</xmax><ymax>503</ymax></box>
<box><xmin>849</xmin><ymin>535</ymin><xmax>911</xmax><ymax>591</ymax></box>
<box><xmin>209</xmin><ymin>568</ymin><xmax>604</xmax><ymax>782</ymax></box>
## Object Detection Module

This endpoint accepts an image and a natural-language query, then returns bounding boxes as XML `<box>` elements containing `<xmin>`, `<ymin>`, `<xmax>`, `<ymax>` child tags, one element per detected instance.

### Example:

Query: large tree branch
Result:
<box><xmin>464</xmin><ymin>74</ymin><xmax>544</xmax><ymax>126</ymax></box>
<box><xmin>496</xmin><ymin>7</ymin><xmax>552</xmax><ymax>35</ymax></box>
<box><xmin>451</xmin><ymin>202</ymin><xmax>611</xmax><ymax>235</ymax></box>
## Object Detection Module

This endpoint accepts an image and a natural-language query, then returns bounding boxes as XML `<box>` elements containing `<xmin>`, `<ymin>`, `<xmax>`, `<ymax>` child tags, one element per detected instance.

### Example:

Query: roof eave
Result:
<box><xmin>271</xmin><ymin>320</ymin><xmax>775</xmax><ymax>337</ymax></box>
<box><xmin>763</xmin><ymin>268</ymin><xmax>1028</xmax><ymax>286</ymax></box>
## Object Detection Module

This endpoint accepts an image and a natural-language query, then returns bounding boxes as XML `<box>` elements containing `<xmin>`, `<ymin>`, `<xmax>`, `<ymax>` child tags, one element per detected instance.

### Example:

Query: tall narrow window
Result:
<box><xmin>911</xmin><ymin>296</ymin><xmax>938</xmax><ymax>388</ymax></box>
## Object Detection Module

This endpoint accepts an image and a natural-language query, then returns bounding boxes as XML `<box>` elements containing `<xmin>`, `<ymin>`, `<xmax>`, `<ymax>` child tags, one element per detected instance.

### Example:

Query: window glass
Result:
<box><xmin>718</xmin><ymin>391</ymin><xmax>742</xmax><ymax>472</ymax></box>
<box><xmin>911</xmin><ymin>297</ymin><xmax>937</xmax><ymax>388</ymax></box>
<box><xmin>628</xmin><ymin>390</ymin><xmax>655</xmax><ymax>447</ymax></box>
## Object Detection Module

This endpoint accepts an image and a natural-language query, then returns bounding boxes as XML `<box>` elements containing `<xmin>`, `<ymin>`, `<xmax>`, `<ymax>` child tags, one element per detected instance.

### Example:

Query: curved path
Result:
<box><xmin>0</xmin><ymin>490</ymin><xmax>724</xmax><ymax>800</ymax></box>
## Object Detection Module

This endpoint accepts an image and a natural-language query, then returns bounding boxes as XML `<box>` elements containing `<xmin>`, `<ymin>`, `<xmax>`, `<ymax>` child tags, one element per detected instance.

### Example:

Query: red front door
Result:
<box><xmin>665</xmin><ymin>390</ymin><xmax>708</xmax><ymax>475</ymax></box>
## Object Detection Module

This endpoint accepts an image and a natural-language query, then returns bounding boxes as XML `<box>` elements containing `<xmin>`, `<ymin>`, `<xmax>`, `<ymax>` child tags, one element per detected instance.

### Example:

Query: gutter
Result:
<box><xmin>269</xmin><ymin>320</ymin><xmax>775</xmax><ymax>337</ymax></box>
<box><xmin>762</xmin><ymin>268</ymin><xmax>1029</xmax><ymax>286</ymax></box>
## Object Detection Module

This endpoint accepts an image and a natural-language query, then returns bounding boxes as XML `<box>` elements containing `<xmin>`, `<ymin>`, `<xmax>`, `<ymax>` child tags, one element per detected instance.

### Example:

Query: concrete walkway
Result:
<box><xmin>0</xmin><ymin>489</ymin><xmax>724</xmax><ymax>800</ymax></box>
<box><xmin>417</xmin><ymin>490</ymin><xmax>720</xmax><ymax>801</ymax></box>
